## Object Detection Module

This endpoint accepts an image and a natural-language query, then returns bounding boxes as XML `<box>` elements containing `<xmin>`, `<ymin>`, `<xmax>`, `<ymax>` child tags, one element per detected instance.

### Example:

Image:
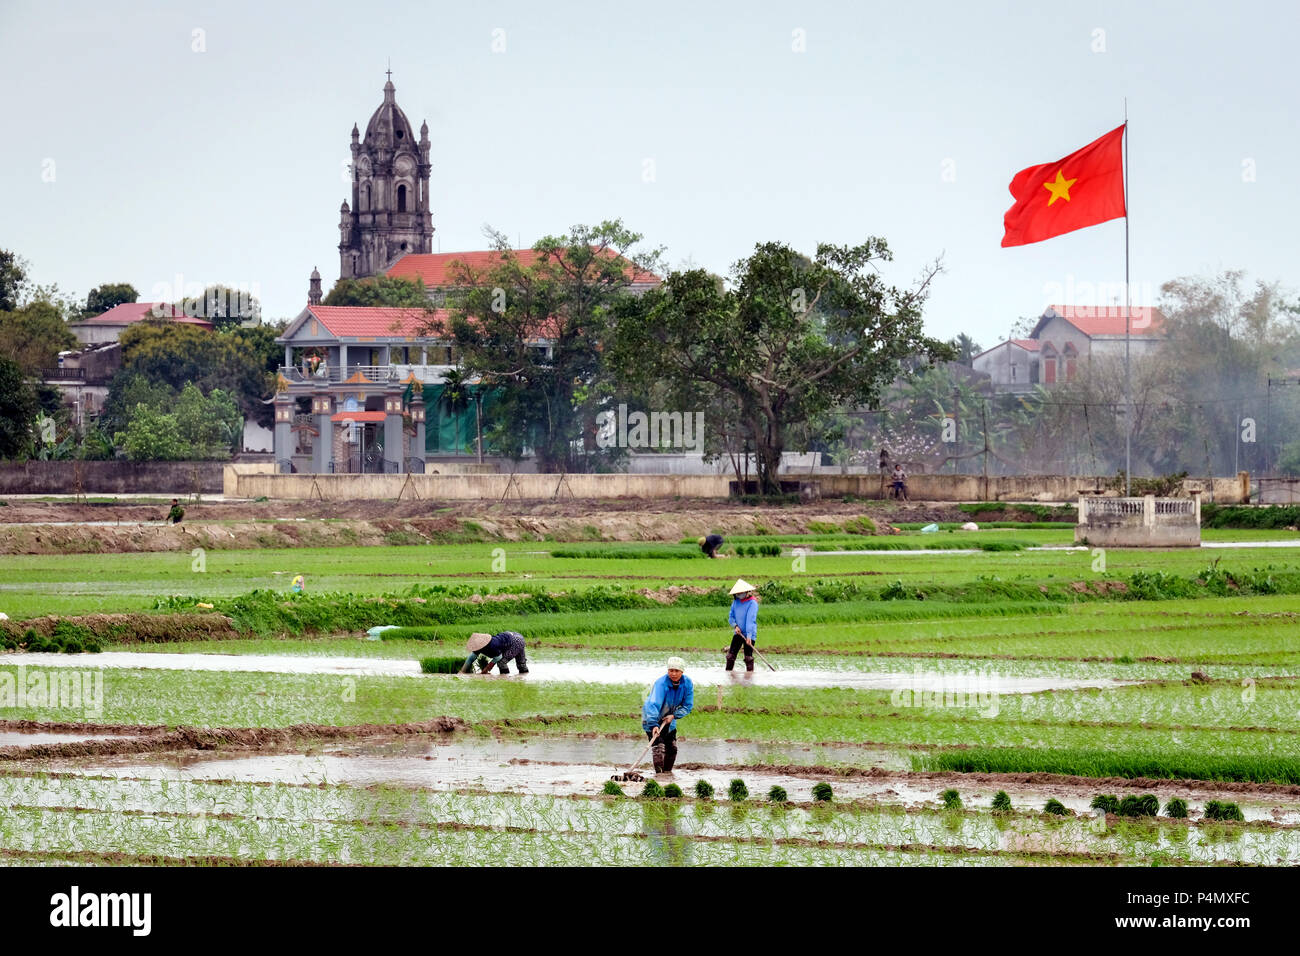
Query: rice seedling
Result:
<box><xmin>1090</xmin><ymin>795</ymin><xmax>1120</xmax><ymax>815</ymax></box>
<box><xmin>694</xmin><ymin>780</ymin><xmax>714</xmax><ymax>800</ymax></box>
<box><xmin>921</xmin><ymin>748</ymin><xmax>1300</xmax><ymax>786</ymax></box>
<box><xmin>1164</xmin><ymin>798</ymin><xmax>1188</xmax><ymax>818</ymax></box>
<box><xmin>811</xmin><ymin>782</ymin><xmax>834</xmax><ymax>803</ymax></box>
<box><xmin>662</xmin><ymin>784</ymin><xmax>683</xmax><ymax>799</ymax></box>
<box><xmin>991</xmin><ymin>791</ymin><xmax>1012</xmax><ymax>814</ymax></box>
<box><xmin>767</xmin><ymin>786</ymin><xmax>788</xmax><ymax>803</ymax></box>
<box><xmin>419</xmin><ymin>657</ymin><xmax>465</xmax><ymax>674</ymax></box>
<box><xmin>1043</xmin><ymin>799</ymin><xmax>1070</xmax><ymax>816</ymax></box>
<box><xmin>1117</xmin><ymin>794</ymin><xmax>1159</xmax><ymax>818</ymax></box>
<box><xmin>640</xmin><ymin>780</ymin><xmax>665</xmax><ymax>799</ymax></box>
<box><xmin>941</xmin><ymin>789</ymin><xmax>963</xmax><ymax>810</ymax></box>
<box><xmin>603</xmin><ymin>781</ymin><xmax>624</xmax><ymax>796</ymax></box>
<box><xmin>1203</xmin><ymin>800</ymin><xmax>1245</xmax><ymax>822</ymax></box>
<box><xmin>729</xmin><ymin>779</ymin><xmax>748</xmax><ymax>802</ymax></box>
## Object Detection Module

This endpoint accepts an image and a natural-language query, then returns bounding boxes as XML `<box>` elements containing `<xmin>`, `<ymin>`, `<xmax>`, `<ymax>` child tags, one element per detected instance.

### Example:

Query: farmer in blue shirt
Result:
<box><xmin>461</xmin><ymin>631</ymin><xmax>529</xmax><ymax>675</ymax></box>
<box><xmin>641</xmin><ymin>656</ymin><xmax>694</xmax><ymax>774</ymax></box>
<box><xmin>726</xmin><ymin>578</ymin><xmax>759</xmax><ymax>672</ymax></box>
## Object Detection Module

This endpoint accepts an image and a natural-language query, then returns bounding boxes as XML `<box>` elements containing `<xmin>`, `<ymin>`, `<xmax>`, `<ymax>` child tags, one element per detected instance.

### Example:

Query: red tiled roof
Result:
<box><xmin>974</xmin><ymin>338</ymin><xmax>1040</xmax><ymax>360</ymax></box>
<box><xmin>1045</xmin><ymin>305</ymin><xmax>1165</xmax><ymax>336</ymax></box>
<box><xmin>330</xmin><ymin>411</ymin><xmax>387</xmax><ymax>422</ymax></box>
<box><xmin>308</xmin><ymin>305</ymin><xmax>451</xmax><ymax>338</ymax></box>
<box><xmin>386</xmin><ymin>248</ymin><xmax>661</xmax><ymax>287</ymax></box>
<box><xmin>74</xmin><ymin>302</ymin><xmax>213</xmax><ymax>328</ymax></box>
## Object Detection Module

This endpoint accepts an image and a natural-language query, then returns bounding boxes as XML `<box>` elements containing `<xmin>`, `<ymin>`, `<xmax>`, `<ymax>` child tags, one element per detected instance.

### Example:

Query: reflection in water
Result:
<box><xmin>642</xmin><ymin>803</ymin><xmax>690</xmax><ymax>866</ymax></box>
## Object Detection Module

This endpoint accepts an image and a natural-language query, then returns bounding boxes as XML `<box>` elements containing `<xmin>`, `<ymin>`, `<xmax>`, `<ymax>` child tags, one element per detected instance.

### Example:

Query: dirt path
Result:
<box><xmin>0</xmin><ymin>499</ymin><xmax>987</xmax><ymax>555</ymax></box>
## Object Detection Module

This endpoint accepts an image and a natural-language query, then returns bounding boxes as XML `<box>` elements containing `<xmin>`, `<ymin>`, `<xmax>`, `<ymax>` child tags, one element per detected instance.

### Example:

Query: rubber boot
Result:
<box><xmin>745</xmin><ymin>657</ymin><xmax>755</xmax><ymax>673</ymax></box>
<box><xmin>724</xmin><ymin>654</ymin><xmax>736</xmax><ymax>671</ymax></box>
<box><xmin>651</xmin><ymin>743</ymin><xmax>666</xmax><ymax>773</ymax></box>
<box><xmin>662</xmin><ymin>741</ymin><xmax>677</xmax><ymax>772</ymax></box>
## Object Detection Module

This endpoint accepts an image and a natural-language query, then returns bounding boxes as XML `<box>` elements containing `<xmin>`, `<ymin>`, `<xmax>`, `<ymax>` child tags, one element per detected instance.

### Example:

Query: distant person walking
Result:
<box><xmin>697</xmin><ymin>534</ymin><xmax>725</xmax><ymax>558</ymax></box>
<box><xmin>726</xmin><ymin>578</ymin><xmax>760</xmax><ymax>672</ymax></box>
<box><xmin>461</xmin><ymin>631</ymin><xmax>530</xmax><ymax>675</ymax></box>
<box><xmin>166</xmin><ymin>499</ymin><xmax>185</xmax><ymax>524</ymax></box>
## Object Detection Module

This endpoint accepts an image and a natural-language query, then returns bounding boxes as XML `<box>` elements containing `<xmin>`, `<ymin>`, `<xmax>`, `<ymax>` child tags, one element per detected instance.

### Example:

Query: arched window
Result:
<box><xmin>397</xmin><ymin>184</ymin><xmax>407</xmax><ymax>212</ymax></box>
<box><xmin>1062</xmin><ymin>343</ymin><xmax>1078</xmax><ymax>382</ymax></box>
<box><xmin>361</xmin><ymin>183</ymin><xmax>370</xmax><ymax>211</ymax></box>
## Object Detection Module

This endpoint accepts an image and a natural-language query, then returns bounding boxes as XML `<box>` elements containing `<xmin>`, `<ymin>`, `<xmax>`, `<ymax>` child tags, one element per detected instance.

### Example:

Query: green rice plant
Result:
<box><xmin>1203</xmin><ymin>800</ymin><xmax>1244</xmax><ymax>822</ymax></box>
<box><xmin>728</xmin><ymin>779</ymin><xmax>748</xmax><ymax>802</ymax></box>
<box><xmin>419</xmin><ymin>657</ymin><xmax>465</xmax><ymax>674</ymax></box>
<box><xmin>991</xmin><ymin>791</ymin><xmax>1012</xmax><ymax>814</ymax></box>
<box><xmin>1090</xmin><ymin>795</ymin><xmax>1120</xmax><ymax>815</ymax></box>
<box><xmin>550</xmin><ymin>545</ymin><xmax>701</xmax><ymax>560</ymax></box>
<box><xmin>662</xmin><ymin>783</ymin><xmax>683</xmax><ymax>798</ymax></box>
<box><xmin>640</xmin><ymin>780</ymin><xmax>665</xmax><ymax>799</ymax></box>
<box><xmin>940</xmin><ymin>789</ymin><xmax>962</xmax><ymax>810</ymax></box>
<box><xmin>602</xmin><ymin>781</ymin><xmax>624</xmax><ymax>796</ymax></box>
<box><xmin>767</xmin><ymin>785</ymin><xmax>788</xmax><ymax>803</ymax></box>
<box><xmin>1043</xmin><ymin>799</ymin><xmax>1070</xmax><ymax>816</ymax></box>
<box><xmin>920</xmin><ymin>748</ymin><xmax>1300</xmax><ymax>786</ymax></box>
<box><xmin>806</xmin><ymin>521</ymin><xmax>839</xmax><ymax>534</ymax></box>
<box><xmin>811</xmin><ymin>782</ymin><xmax>833</xmax><ymax>803</ymax></box>
<box><xmin>843</xmin><ymin>515</ymin><xmax>876</xmax><ymax>535</ymax></box>
<box><xmin>694</xmin><ymin>780</ymin><xmax>714</xmax><ymax>800</ymax></box>
<box><xmin>1117</xmin><ymin>794</ymin><xmax>1159</xmax><ymax>818</ymax></box>
<box><xmin>1164</xmin><ymin>798</ymin><xmax>1188</xmax><ymax>818</ymax></box>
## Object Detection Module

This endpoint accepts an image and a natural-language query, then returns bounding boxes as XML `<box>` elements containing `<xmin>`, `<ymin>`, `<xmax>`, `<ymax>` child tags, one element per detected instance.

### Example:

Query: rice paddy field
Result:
<box><xmin>3</xmin><ymin>517</ymin><xmax>1300</xmax><ymax>867</ymax></box>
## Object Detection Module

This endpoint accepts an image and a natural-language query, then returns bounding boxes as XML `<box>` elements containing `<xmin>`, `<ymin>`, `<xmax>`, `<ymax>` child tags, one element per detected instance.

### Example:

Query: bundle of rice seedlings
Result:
<box><xmin>991</xmin><ymin>791</ymin><xmax>1012</xmax><ymax>814</ymax></box>
<box><xmin>694</xmin><ymin>780</ymin><xmax>715</xmax><ymax>800</ymax></box>
<box><xmin>1164</xmin><ymin>798</ymin><xmax>1188</xmax><ymax>818</ymax></box>
<box><xmin>767</xmin><ymin>786</ymin><xmax>788</xmax><ymax>803</ymax></box>
<box><xmin>941</xmin><ymin>789</ymin><xmax>962</xmax><ymax>810</ymax></box>
<box><xmin>728</xmin><ymin>779</ymin><xmax>748</xmax><ymax>802</ymax></box>
<box><xmin>811</xmin><ymin>782</ymin><xmax>833</xmax><ymax>803</ymax></box>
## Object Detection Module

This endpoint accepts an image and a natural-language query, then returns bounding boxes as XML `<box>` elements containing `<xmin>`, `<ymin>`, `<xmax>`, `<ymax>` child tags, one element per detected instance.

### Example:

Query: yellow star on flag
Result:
<box><xmin>1043</xmin><ymin>169</ymin><xmax>1077</xmax><ymax>206</ymax></box>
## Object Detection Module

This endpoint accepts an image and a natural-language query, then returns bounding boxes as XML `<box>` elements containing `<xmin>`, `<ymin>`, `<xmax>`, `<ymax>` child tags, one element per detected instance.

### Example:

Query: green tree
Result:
<box><xmin>323</xmin><ymin>275</ymin><xmax>429</xmax><ymax>308</ymax></box>
<box><xmin>99</xmin><ymin>371</ymin><xmax>176</xmax><ymax>439</ymax></box>
<box><xmin>0</xmin><ymin>249</ymin><xmax>29</xmax><ymax>312</ymax></box>
<box><xmin>113</xmin><ymin>404</ymin><xmax>189</xmax><ymax>461</ymax></box>
<box><xmin>0</xmin><ymin>356</ymin><xmax>38</xmax><ymax>458</ymax></box>
<box><xmin>438</xmin><ymin>367</ymin><xmax>471</xmax><ymax>454</ymax></box>
<box><xmin>175</xmin><ymin>383</ymin><xmax>242</xmax><ymax>457</ymax></box>
<box><xmin>83</xmin><ymin>282</ymin><xmax>139</xmax><ymax>317</ymax></box>
<box><xmin>0</xmin><ymin>300</ymin><xmax>77</xmax><ymax>373</ymax></box>
<box><xmin>172</xmin><ymin>285</ymin><xmax>262</xmax><ymax>331</ymax></box>
<box><xmin>445</xmin><ymin>220</ymin><xmax>661</xmax><ymax>472</ymax></box>
<box><xmin>609</xmin><ymin>239</ymin><xmax>945</xmax><ymax>493</ymax></box>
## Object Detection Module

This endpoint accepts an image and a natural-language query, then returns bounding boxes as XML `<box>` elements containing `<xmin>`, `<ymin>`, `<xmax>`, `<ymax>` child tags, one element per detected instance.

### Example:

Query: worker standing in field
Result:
<box><xmin>461</xmin><ymin>631</ymin><xmax>530</xmax><ymax>675</ymax></box>
<box><xmin>726</xmin><ymin>578</ymin><xmax>760</xmax><ymax>672</ymax></box>
<box><xmin>697</xmin><ymin>533</ymin><xmax>725</xmax><ymax>558</ymax></box>
<box><xmin>166</xmin><ymin>499</ymin><xmax>185</xmax><ymax>524</ymax></box>
<box><xmin>641</xmin><ymin>656</ymin><xmax>694</xmax><ymax>774</ymax></box>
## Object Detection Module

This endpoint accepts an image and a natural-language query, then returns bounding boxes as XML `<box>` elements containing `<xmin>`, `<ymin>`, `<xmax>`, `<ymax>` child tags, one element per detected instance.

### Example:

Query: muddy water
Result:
<box><xmin>47</xmin><ymin>734</ymin><xmax>1300</xmax><ymax>825</ymax></box>
<box><xmin>8</xmin><ymin>652</ymin><xmax>1130</xmax><ymax>694</ymax></box>
<box><xmin>0</xmin><ymin>730</ymin><xmax>134</xmax><ymax>747</ymax></box>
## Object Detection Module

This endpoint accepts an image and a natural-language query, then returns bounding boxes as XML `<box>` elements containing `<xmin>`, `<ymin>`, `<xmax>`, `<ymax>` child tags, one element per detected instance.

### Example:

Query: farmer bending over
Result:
<box><xmin>697</xmin><ymin>533</ymin><xmax>725</xmax><ymax>558</ymax></box>
<box><xmin>726</xmin><ymin>578</ymin><xmax>760</xmax><ymax>672</ymax></box>
<box><xmin>641</xmin><ymin>656</ymin><xmax>694</xmax><ymax>774</ymax></box>
<box><xmin>462</xmin><ymin>631</ymin><xmax>529</xmax><ymax>675</ymax></box>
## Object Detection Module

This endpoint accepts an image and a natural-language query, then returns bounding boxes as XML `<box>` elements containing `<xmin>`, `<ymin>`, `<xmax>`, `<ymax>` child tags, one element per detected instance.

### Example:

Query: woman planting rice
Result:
<box><xmin>461</xmin><ymin>631</ymin><xmax>530</xmax><ymax>675</ymax></box>
<box><xmin>641</xmin><ymin>656</ymin><xmax>694</xmax><ymax>774</ymax></box>
<box><xmin>726</xmin><ymin>578</ymin><xmax>760</xmax><ymax>672</ymax></box>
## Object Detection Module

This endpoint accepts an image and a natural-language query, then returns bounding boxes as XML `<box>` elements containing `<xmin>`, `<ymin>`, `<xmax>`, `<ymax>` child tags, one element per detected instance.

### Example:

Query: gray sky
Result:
<box><xmin>3</xmin><ymin>0</ymin><xmax>1295</xmax><ymax>345</ymax></box>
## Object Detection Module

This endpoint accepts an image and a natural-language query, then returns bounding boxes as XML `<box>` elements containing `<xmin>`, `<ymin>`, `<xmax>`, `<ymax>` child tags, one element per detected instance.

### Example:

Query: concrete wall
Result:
<box><xmin>222</xmin><ymin>466</ymin><xmax>1251</xmax><ymax>503</ymax></box>
<box><xmin>1258</xmin><ymin>478</ymin><xmax>1300</xmax><ymax>504</ymax></box>
<box><xmin>0</xmin><ymin>461</ymin><xmax>224</xmax><ymax>495</ymax></box>
<box><xmin>227</xmin><ymin>469</ymin><xmax>732</xmax><ymax>500</ymax></box>
<box><xmin>1074</xmin><ymin>495</ymin><xmax>1201</xmax><ymax>547</ymax></box>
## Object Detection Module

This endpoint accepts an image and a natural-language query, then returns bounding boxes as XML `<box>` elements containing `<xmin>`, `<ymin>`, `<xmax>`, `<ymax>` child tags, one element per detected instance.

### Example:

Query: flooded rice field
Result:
<box><xmin>9</xmin><ymin>651</ymin><xmax>1132</xmax><ymax>693</ymax></box>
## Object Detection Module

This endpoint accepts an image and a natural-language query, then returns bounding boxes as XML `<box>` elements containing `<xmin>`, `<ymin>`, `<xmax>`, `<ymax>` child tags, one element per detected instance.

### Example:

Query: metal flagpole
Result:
<box><xmin>1124</xmin><ymin>100</ymin><xmax>1132</xmax><ymax>497</ymax></box>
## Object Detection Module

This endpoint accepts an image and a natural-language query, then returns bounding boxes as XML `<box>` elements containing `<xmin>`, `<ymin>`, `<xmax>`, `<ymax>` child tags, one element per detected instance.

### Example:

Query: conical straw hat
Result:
<box><xmin>729</xmin><ymin>579</ymin><xmax>756</xmax><ymax>595</ymax></box>
<box><xmin>466</xmin><ymin>632</ymin><xmax>492</xmax><ymax>653</ymax></box>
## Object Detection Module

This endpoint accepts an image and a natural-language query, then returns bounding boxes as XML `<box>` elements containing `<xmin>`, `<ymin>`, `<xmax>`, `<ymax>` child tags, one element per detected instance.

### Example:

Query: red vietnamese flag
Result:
<box><xmin>1001</xmin><ymin>124</ymin><xmax>1127</xmax><ymax>247</ymax></box>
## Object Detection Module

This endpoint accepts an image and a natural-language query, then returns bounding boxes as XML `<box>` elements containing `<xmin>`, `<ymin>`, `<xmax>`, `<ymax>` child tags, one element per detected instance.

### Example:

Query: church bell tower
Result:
<box><xmin>338</xmin><ymin>74</ymin><xmax>434</xmax><ymax>279</ymax></box>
